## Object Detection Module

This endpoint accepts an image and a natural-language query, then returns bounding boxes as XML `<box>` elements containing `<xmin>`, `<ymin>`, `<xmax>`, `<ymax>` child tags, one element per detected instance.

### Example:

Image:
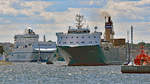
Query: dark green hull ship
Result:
<box><xmin>57</xmin><ymin>45</ymin><xmax>106</xmax><ymax>66</ymax></box>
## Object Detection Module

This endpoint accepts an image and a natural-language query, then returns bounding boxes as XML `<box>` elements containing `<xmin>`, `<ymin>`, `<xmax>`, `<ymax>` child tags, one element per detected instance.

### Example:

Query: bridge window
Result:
<box><xmin>81</xmin><ymin>41</ymin><xmax>85</xmax><ymax>43</ymax></box>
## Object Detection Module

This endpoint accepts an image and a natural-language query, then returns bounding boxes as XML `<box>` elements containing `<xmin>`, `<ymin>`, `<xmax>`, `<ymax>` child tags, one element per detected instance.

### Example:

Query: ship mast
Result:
<box><xmin>76</xmin><ymin>14</ymin><xmax>84</xmax><ymax>29</ymax></box>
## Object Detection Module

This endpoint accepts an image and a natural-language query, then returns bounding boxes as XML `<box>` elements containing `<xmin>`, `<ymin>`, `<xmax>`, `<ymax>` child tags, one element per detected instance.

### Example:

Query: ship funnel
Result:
<box><xmin>108</xmin><ymin>16</ymin><xmax>111</xmax><ymax>22</ymax></box>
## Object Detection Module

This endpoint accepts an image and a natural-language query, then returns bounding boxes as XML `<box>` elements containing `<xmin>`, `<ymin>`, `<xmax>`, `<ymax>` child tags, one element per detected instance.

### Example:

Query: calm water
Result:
<box><xmin>0</xmin><ymin>63</ymin><xmax>150</xmax><ymax>84</ymax></box>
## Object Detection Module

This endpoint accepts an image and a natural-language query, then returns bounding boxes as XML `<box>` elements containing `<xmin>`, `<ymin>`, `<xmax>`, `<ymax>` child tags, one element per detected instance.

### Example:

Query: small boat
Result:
<box><xmin>121</xmin><ymin>46</ymin><xmax>150</xmax><ymax>73</ymax></box>
<box><xmin>0</xmin><ymin>55</ymin><xmax>12</xmax><ymax>65</ymax></box>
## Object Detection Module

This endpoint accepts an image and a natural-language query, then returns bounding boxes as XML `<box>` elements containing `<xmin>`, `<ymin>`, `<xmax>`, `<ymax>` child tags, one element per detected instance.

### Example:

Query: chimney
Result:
<box><xmin>43</xmin><ymin>35</ymin><xmax>46</xmax><ymax>42</ymax></box>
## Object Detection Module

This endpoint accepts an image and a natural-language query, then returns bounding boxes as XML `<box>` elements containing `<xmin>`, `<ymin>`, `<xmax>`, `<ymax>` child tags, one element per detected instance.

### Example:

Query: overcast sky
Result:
<box><xmin>0</xmin><ymin>0</ymin><xmax>150</xmax><ymax>43</ymax></box>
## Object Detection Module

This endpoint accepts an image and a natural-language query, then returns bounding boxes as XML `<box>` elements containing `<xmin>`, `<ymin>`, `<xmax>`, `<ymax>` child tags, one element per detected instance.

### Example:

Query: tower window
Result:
<box><xmin>70</xmin><ymin>42</ymin><xmax>73</xmax><ymax>44</ymax></box>
<box><xmin>94</xmin><ymin>36</ymin><xmax>96</xmax><ymax>38</ymax></box>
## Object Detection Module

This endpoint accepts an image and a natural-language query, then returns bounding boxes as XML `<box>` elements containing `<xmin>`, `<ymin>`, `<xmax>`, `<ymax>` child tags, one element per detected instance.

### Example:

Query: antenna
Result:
<box><xmin>130</xmin><ymin>25</ymin><xmax>133</xmax><ymax>65</ymax></box>
<box><xmin>131</xmin><ymin>25</ymin><xmax>133</xmax><ymax>49</ymax></box>
<box><xmin>76</xmin><ymin>14</ymin><xmax>84</xmax><ymax>29</ymax></box>
<box><xmin>94</xmin><ymin>26</ymin><xmax>98</xmax><ymax>32</ymax></box>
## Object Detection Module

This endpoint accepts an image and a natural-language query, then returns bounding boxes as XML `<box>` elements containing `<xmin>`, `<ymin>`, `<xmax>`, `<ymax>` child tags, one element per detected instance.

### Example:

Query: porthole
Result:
<box><xmin>89</xmin><ymin>41</ymin><xmax>92</xmax><ymax>43</ymax></box>
<box><xmin>63</xmin><ymin>42</ymin><xmax>66</xmax><ymax>44</ymax></box>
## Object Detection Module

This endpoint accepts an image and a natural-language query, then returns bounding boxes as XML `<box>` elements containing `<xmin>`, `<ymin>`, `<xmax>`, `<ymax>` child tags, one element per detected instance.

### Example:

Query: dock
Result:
<box><xmin>121</xmin><ymin>65</ymin><xmax>150</xmax><ymax>73</ymax></box>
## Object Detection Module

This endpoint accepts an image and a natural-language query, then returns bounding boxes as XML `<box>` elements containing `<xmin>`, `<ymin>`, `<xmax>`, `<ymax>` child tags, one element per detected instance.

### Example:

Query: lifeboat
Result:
<box><xmin>121</xmin><ymin>45</ymin><xmax>150</xmax><ymax>73</ymax></box>
<box><xmin>134</xmin><ymin>46</ymin><xmax>150</xmax><ymax>66</ymax></box>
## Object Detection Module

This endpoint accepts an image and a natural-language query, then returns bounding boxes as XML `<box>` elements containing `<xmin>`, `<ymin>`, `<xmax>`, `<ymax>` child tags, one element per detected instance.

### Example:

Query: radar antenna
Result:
<box><xmin>76</xmin><ymin>14</ymin><xmax>84</xmax><ymax>29</ymax></box>
<box><xmin>94</xmin><ymin>26</ymin><xmax>98</xmax><ymax>32</ymax></box>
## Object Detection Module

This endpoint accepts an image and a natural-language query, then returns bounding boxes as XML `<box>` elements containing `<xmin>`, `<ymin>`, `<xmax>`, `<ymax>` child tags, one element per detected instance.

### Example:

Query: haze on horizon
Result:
<box><xmin>0</xmin><ymin>0</ymin><xmax>150</xmax><ymax>44</ymax></box>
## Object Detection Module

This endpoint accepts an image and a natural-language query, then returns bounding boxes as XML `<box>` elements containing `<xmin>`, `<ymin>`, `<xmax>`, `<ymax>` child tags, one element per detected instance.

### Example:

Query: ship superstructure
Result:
<box><xmin>56</xmin><ymin>14</ymin><xmax>106</xmax><ymax>66</ymax></box>
<box><xmin>9</xmin><ymin>27</ymin><xmax>56</xmax><ymax>62</ymax></box>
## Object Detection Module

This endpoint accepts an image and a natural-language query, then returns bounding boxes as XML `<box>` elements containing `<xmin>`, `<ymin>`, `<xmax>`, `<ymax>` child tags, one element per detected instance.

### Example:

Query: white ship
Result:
<box><xmin>56</xmin><ymin>14</ymin><xmax>106</xmax><ymax>66</ymax></box>
<box><xmin>8</xmin><ymin>27</ymin><xmax>56</xmax><ymax>62</ymax></box>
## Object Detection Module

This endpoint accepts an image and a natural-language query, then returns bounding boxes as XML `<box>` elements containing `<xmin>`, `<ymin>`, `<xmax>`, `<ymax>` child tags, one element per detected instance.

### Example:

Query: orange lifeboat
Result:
<box><xmin>134</xmin><ymin>46</ymin><xmax>150</xmax><ymax>65</ymax></box>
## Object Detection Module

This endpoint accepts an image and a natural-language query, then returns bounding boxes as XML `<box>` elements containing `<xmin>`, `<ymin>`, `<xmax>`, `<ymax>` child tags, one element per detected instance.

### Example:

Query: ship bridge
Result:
<box><xmin>33</xmin><ymin>42</ymin><xmax>56</xmax><ymax>52</ymax></box>
<box><xmin>68</xmin><ymin>27</ymin><xmax>90</xmax><ymax>34</ymax></box>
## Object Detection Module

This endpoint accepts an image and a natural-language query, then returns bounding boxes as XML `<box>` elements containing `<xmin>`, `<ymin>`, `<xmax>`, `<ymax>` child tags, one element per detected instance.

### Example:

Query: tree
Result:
<box><xmin>138</xmin><ymin>42</ymin><xmax>145</xmax><ymax>46</ymax></box>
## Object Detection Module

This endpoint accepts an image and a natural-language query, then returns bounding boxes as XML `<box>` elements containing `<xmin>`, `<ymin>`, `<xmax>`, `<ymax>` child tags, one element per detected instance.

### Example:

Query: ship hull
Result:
<box><xmin>102</xmin><ymin>47</ymin><xmax>127</xmax><ymax>65</ymax></box>
<box><xmin>57</xmin><ymin>45</ymin><xmax>106</xmax><ymax>66</ymax></box>
<box><xmin>9</xmin><ymin>50</ymin><xmax>56</xmax><ymax>62</ymax></box>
